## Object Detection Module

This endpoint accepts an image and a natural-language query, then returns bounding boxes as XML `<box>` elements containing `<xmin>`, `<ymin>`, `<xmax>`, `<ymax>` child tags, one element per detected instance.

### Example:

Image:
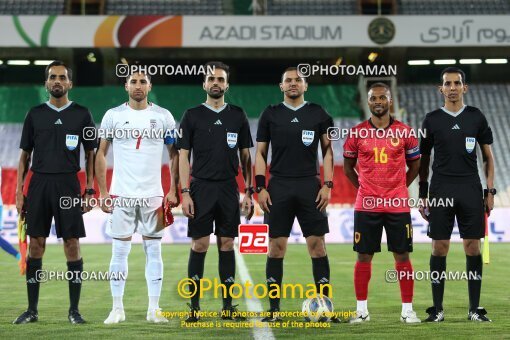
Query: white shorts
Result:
<box><xmin>106</xmin><ymin>196</ymin><xmax>165</xmax><ymax>239</ymax></box>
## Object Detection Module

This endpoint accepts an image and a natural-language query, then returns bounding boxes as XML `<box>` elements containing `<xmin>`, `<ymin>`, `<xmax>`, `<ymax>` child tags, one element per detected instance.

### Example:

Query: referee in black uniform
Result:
<box><xmin>255</xmin><ymin>67</ymin><xmax>335</xmax><ymax>322</ymax></box>
<box><xmin>419</xmin><ymin>67</ymin><xmax>495</xmax><ymax>322</ymax></box>
<box><xmin>13</xmin><ymin>61</ymin><xmax>97</xmax><ymax>324</ymax></box>
<box><xmin>177</xmin><ymin>61</ymin><xmax>254</xmax><ymax>322</ymax></box>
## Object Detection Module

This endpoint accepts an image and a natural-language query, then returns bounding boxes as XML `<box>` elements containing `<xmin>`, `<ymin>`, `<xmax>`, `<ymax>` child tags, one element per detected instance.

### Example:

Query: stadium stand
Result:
<box><xmin>0</xmin><ymin>0</ymin><xmax>65</xmax><ymax>14</ymax></box>
<box><xmin>105</xmin><ymin>0</ymin><xmax>224</xmax><ymax>15</ymax></box>
<box><xmin>398</xmin><ymin>0</ymin><xmax>510</xmax><ymax>15</ymax></box>
<box><xmin>0</xmin><ymin>83</ymin><xmax>361</xmax><ymax>166</ymax></box>
<box><xmin>266</xmin><ymin>0</ymin><xmax>357</xmax><ymax>15</ymax></box>
<box><xmin>0</xmin><ymin>85</ymin><xmax>361</xmax><ymax>123</ymax></box>
<box><xmin>2</xmin><ymin>0</ymin><xmax>509</xmax><ymax>16</ymax></box>
<box><xmin>399</xmin><ymin>83</ymin><xmax>510</xmax><ymax>206</ymax></box>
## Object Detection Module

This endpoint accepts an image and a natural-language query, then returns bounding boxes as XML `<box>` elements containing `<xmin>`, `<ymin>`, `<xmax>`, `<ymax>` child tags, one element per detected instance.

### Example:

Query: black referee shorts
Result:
<box><xmin>188</xmin><ymin>177</ymin><xmax>240</xmax><ymax>239</ymax></box>
<box><xmin>264</xmin><ymin>176</ymin><xmax>329</xmax><ymax>238</ymax></box>
<box><xmin>26</xmin><ymin>172</ymin><xmax>85</xmax><ymax>240</ymax></box>
<box><xmin>428</xmin><ymin>179</ymin><xmax>485</xmax><ymax>240</ymax></box>
<box><xmin>353</xmin><ymin>211</ymin><xmax>413</xmax><ymax>254</ymax></box>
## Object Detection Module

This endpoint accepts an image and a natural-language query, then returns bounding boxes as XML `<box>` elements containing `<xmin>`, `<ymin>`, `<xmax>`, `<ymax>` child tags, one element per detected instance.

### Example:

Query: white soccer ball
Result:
<box><xmin>302</xmin><ymin>298</ymin><xmax>312</xmax><ymax>321</ymax></box>
<box><xmin>302</xmin><ymin>296</ymin><xmax>334</xmax><ymax>322</ymax></box>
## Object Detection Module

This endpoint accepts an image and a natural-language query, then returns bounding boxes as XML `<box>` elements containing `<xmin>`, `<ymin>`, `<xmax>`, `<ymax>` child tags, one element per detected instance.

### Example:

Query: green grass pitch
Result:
<box><xmin>0</xmin><ymin>243</ymin><xmax>508</xmax><ymax>339</ymax></box>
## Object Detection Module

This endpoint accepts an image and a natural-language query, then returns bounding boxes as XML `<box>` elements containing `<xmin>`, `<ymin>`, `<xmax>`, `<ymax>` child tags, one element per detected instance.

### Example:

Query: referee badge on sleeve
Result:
<box><xmin>302</xmin><ymin>130</ymin><xmax>315</xmax><ymax>146</ymax></box>
<box><xmin>65</xmin><ymin>134</ymin><xmax>79</xmax><ymax>151</ymax></box>
<box><xmin>465</xmin><ymin>137</ymin><xmax>476</xmax><ymax>153</ymax></box>
<box><xmin>227</xmin><ymin>132</ymin><xmax>238</xmax><ymax>148</ymax></box>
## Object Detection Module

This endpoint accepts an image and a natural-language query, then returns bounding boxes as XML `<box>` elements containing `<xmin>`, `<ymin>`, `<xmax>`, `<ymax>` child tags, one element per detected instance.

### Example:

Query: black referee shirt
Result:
<box><xmin>19</xmin><ymin>101</ymin><xmax>97</xmax><ymax>174</ymax></box>
<box><xmin>420</xmin><ymin>105</ymin><xmax>493</xmax><ymax>182</ymax></box>
<box><xmin>256</xmin><ymin>102</ymin><xmax>333</xmax><ymax>178</ymax></box>
<box><xmin>176</xmin><ymin>103</ymin><xmax>253</xmax><ymax>181</ymax></box>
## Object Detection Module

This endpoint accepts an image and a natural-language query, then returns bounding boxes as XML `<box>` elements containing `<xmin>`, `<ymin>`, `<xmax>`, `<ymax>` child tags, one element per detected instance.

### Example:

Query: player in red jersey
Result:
<box><xmin>343</xmin><ymin>83</ymin><xmax>421</xmax><ymax>323</ymax></box>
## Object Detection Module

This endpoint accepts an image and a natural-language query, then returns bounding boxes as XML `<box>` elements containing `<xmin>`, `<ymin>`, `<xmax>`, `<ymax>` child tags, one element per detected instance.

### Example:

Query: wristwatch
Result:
<box><xmin>84</xmin><ymin>188</ymin><xmax>96</xmax><ymax>195</ymax></box>
<box><xmin>484</xmin><ymin>188</ymin><xmax>497</xmax><ymax>196</ymax></box>
<box><xmin>244</xmin><ymin>187</ymin><xmax>255</xmax><ymax>195</ymax></box>
<box><xmin>181</xmin><ymin>188</ymin><xmax>191</xmax><ymax>194</ymax></box>
<box><xmin>255</xmin><ymin>186</ymin><xmax>266</xmax><ymax>193</ymax></box>
<box><xmin>324</xmin><ymin>181</ymin><xmax>334</xmax><ymax>189</ymax></box>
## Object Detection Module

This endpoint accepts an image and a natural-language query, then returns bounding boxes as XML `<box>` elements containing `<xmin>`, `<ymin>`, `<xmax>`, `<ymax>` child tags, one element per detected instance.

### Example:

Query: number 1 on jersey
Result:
<box><xmin>373</xmin><ymin>147</ymin><xmax>387</xmax><ymax>163</ymax></box>
<box><xmin>136</xmin><ymin>136</ymin><xmax>142</xmax><ymax>149</ymax></box>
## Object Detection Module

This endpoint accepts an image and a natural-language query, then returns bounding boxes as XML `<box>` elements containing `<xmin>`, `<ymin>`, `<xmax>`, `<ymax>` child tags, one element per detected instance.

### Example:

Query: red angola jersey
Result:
<box><xmin>343</xmin><ymin>118</ymin><xmax>420</xmax><ymax>213</ymax></box>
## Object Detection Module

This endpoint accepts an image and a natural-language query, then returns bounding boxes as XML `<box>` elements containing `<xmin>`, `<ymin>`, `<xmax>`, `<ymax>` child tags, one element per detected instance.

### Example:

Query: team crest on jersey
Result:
<box><xmin>302</xmin><ymin>130</ymin><xmax>314</xmax><ymax>146</ymax></box>
<box><xmin>390</xmin><ymin>137</ymin><xmax>400</xmax><ymax>147</ymax></box>
<box><xmin>150</xmin><ymin>119</ymin><xmax>157</xmax><ymax>130</ymax></box>
<box><xmin>227</xmin><ymin>132</ymin><xmax>238</xmax><ymax>148</ymax></box>
<box><xmin>65</xmin><ymin>134</ymin><xmax>79</xmax><ymax>151</ymax></box>
<box><xmin>465</xmin><ymin>137</ymin><xmax>476</xmax><ymax>153</ymax></box>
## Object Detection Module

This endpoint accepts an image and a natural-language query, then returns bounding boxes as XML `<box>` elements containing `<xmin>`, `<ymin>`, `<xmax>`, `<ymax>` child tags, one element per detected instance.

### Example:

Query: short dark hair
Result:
<box><xmin>125</xmin><ymin>62</ymin><xmax>152</xmax><ymax>83</ymax></box>
<box><xmin>45</xmin><ymin>60</ymin><xmax>72</xmax><ymax>81</ymax></box>
<box><xmin>204</xmin><ymin>61</ymin><xmax>229</xmax><ymax>81</ymax></box>
<box><xmin>281</xmin><ymin>66</ymin><xmax>307</xmax><ymax>83</ymax></box>
<box><xmin>368</xmin><ymin>82</ymin><xmax>391</xmax><ymax>94</ymax></box>
<box><xmin>125</xmin><ymin>70</ymin><xmax>151</xmax><ymax>83</ymax></box>
<box><xmin>440</xmin><ymin>67</ymin><xmax>466</xmax><ymax>84</ymax></box>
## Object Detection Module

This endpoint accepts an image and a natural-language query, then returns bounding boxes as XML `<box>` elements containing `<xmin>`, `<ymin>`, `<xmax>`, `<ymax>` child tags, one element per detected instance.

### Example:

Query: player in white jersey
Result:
<box><xmin>95</xmin><ymin>71</ymin><xmax>179</xmax><ymax>324</ymax></box>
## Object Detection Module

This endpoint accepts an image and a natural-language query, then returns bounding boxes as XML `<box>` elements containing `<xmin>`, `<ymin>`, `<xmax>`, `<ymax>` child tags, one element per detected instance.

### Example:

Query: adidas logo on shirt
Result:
<box><xmin>291</xmin><ymin>117</ymin><xmax>299</xmax><ymax>123</ymax></box>
<box><xmin>214</xmin><ymin>119</ymin><xmax>222</xmax><ymax>125</ymax></box>
<box><xmin>451</xmin><ymin>124</ymin><xmax>460</xmax><ymax>130</ymax></box>
<box><xmin>54</xmin><ymin>118</ymin><xmax>62</xmax><ymax>125</ymax></box>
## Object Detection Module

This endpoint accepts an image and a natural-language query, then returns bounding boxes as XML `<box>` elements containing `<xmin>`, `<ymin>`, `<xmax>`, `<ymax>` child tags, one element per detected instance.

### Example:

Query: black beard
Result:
<box><xmin>50</xmin><ymin>89</ymin><xmax>66</xmax><ymax>98</ymax></box>
<box><xmin>207</xmin><ymin>88</ymin><xmax>225</xmax><ymax>99</ymax></box>
<box><xmin>370</xmin><ymin>107</ymin><xmax>389</xmax><ymax>117</ymax></box>
<box><xmin>131</xmin><ymin>96</ymin><xmax>146</xmax><ymax>102</ymax></box>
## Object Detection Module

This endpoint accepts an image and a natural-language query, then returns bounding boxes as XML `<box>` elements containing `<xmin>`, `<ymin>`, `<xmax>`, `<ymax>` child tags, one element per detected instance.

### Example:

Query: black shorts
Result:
<box><xmin>353</xmin><ymin>211</ymin><xmax>413</xmax><ymax>254</ymax></box>
<box><xmin>428</xmin><ymin>179</ymin><xmax>485</xmax><ymax>240</ymax></box>
<box><xmin>187</xmin><ymin>177</ymin><xmax>240</xmax><ymax>239</ymax></box>
<box><xmin>26</xmin><ymin>172</ymin><xmax>85</xmax><ymax>240</ymax></box>
<box><xmin>264</xmin><ymin>176</ymin><xmax>329</xmax><ymax>238</ymax></box>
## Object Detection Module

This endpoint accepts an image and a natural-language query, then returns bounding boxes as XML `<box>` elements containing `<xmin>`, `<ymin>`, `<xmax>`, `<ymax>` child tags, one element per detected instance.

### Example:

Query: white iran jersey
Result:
<box><xmin>101</xmin><ymin>103</ymin><xmax>175</xmax><ymax>198</ymax></box>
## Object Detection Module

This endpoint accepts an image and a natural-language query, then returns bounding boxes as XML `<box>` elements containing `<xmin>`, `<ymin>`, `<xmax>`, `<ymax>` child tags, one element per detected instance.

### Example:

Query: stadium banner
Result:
<box><xmin>183</xmin><ymin>15</ymin><xmax>510</xmax><ymax>47</ymax></box>
<box><xmin>1</xmin><ymin>206</ymin><xmax>509</xmax><ymax>244</ymax></box>
<box><xmin>0</xmin><ymin>15</ymin><xmax>508</xmax><ymax>48</ymax></box>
